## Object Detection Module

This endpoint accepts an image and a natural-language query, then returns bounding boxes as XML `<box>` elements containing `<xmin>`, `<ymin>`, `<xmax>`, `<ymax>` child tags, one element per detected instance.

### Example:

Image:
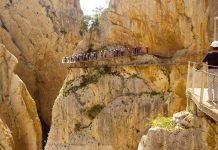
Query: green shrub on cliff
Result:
<box><xmin>74</xmin><ymin>122</ymin><xmax>82</xmax><ymax>132</ymax></box>
<box><xmin>151</xmin><ymin>116</ymin><xmax>176</xmax><ymax>131</ymax></box>
<box><xmin>63</xmin><ymin>66</ymin><xmax>112</xmax><ymax>97</ymax></box>
<box><xmin>85</xmin><ymin>104</ymin><xmax>105</xmax><ymax>120</ymax></box>
<box><xmin>80</xmin><ymin>10</ymin><xmax>101</xmax><ymax>34</ymax></box>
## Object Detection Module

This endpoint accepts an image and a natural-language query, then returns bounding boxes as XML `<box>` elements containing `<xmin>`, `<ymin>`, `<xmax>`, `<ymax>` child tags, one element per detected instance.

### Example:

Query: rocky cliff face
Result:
<box><xmin>0</xmin><ymin>0</ymin><xmax>82</xmax><ymax>125</ymax></box>
<box><xmin>0</xmin><ymin>44</ymin><xmax>42</xmax><ymax>150</ymax></box>
<box><xmin>46</xmin><ymin>59</ymin><xmax>188</xmax><ymax>149</ymax></box>
<box><xmin>80</xmin><ymin>0</ymin><xmax>216</xmax><ymax>57</ymax></box>
<box><xmin>46</xmin><ymin>0</ymin><xmax>217</xmax><ymax>149</ymax></box>
<box><xmin>138</xmin><ymin>111</ymin><xmax>218</xmax><ymax>150</ymax></box>
<box><xmin>0</xmin><ymin>118</ymin><xmax>14</xmax><ymax>150</ymax></box>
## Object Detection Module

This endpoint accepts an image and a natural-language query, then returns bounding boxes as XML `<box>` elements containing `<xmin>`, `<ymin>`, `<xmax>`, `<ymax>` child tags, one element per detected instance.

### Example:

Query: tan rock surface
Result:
<box><xmin>138</xmin><ymin>111</ymin><xmax>218</xmax><ymax>150</ymax></box>
<box><xmin>0</xmin><ymin>44</ymin><xmax>42</xmax><ymax>150</ymax></box>
<box><xmin>82</xmin><ymin>0</ymin><xmax>216</xmax><ymax>57</ymax></box>
<box><xmin>46</xmin><ymin>62</ymin><xmax>187</xmax><ymax>149</ymax></box>
<box><xmin>46</xmin><ymin>0</ymin><xmax>217</xmax><ymax>149</ymax></box>
<box><xmin>0</xmin><ymin>118</ymin><xmax>14</xmax><ymax>150</ymax></box>
<box><xmin>0</xmin><ymin>0</ymin><xmax>82</xmax><ymax>124</ymax></box>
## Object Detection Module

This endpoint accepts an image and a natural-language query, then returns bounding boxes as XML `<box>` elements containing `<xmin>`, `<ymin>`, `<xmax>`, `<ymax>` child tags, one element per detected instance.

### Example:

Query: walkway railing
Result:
<box><xmin>186</xmin><ymin>61</ymin><xmax>218</xmax><ymax>121</ymax></box>
<box><xmin>62</xmin><ymin>47</ymin><xmax>146</xmax><ymax>64</ymax></box>
<box><xmin>186</xmin><ymin>61</ymin><xmax>218</xmax><ymax>103</ymax></box>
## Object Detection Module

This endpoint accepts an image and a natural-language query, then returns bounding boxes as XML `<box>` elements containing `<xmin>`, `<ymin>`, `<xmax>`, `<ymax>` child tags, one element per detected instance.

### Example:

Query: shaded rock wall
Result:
<box><xmin>0</xmin><ymin>44</ymin><xmax>42</xmax><ymax>150</ymax></box>
<box><xmin>0</xmin><ymin>118</ymin><xmax>14</xmax><ymax>150</ymax></box>
<box><xmin>0</xmin><ymin>0</ymin><xmax>82</xmax><ymax>125</ymax></box>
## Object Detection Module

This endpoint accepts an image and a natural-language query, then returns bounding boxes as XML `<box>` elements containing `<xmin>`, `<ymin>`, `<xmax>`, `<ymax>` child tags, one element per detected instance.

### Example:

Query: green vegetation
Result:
<box><xmin>128</xmin><ymin>73</ymin><xmax>140</xmax><ymax>79</ymax></box>
<box><xmin>150</xmin><ymin>91</ymin><xmax>160</xmax><ymax>97</ymax></box>
<box><xmin>87</xmin><ymin>45</ymin><xmax>109</xmax><ymax>53</ymax></box>
<box><xmin>151</xmin><ymin>116</ymin><xmax>176</xmax><ymax>131</ymax></box>
<box><xmin>85</xmin><ymin>104</ymin><xmax>105</xmax><ymax>120</ymax></box>
<box><xmin>60</xmin><ymin>27</ymin><xmax>67</xmax><ymax>34</ymax></box>
<box><xmin>80</xmin><ymin>67</ymin><xmax>111</xmax><ymax>87</ymax></box>
<box><xmin>63</xmin><ymin>66</ymin><xmax>112</xmax><ymax>97</ymax></box>
<box><xmin>80</xmin><ymin>14</ymin><xmax>99</xmax><ymax>35</ymax></box>
<box><xmin>87</xmin><ymin>43</ymin><xmax>94</xmax><ymax>53</ymax></box>
<box><xmin>80</xmin><ymin>15</ymin><xmax>92</xmax><ymax>33</ymax></box>
<box><xmin>74</xmin><ymin>122</ymin><xmax>82</xmax><ymax>132</ymax></box>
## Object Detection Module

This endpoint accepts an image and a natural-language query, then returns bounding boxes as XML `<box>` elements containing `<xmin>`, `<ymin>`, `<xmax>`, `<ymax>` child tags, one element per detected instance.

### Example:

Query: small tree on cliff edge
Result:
<box><xmin>80</xmin><ymin>7</ymin><xmax>104</xmax><ymax>35</ymax></box>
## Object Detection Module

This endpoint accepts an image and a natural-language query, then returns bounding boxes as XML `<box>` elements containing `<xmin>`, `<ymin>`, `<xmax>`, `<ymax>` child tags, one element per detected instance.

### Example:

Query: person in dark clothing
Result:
<box><xmin>203</xmin><ymin>41</ymin><xmax>218</xmax><ymax>103</ymax></box>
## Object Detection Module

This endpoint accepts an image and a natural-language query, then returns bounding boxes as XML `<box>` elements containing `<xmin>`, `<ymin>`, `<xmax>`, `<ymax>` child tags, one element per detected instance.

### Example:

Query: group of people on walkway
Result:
<box><xmin>62</xmin><ymin>46</ymin><xmax>144</xmax><ymax>64</ymax></box>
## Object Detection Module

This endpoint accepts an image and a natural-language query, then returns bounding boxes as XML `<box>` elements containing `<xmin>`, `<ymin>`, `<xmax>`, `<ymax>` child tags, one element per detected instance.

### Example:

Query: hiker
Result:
<box><xmin>70</xmin><ymin>56</ymin><xmax>74</xmax><ymax>63</ymax></box>
<box><xmin>145</xmin><ymin>46</ymin><xmax>149</xmax><ymax>54</ymax></box>
<box><xmin>94</xmin><ymin>52</ymin><xmax>98</xmax><ymax>60</ymax></box>
<box><xmin>134</xmin><ymin>46</ymin><xmax>141</xmax><ymax>54</ymax></box>
<box><xmin>120</xmin><ymin>47</ymin><xmax>125</xmax><ymax>56</ymax></box>
<box><xmin>74</xmin><ymin>55</ymin><xmax>78</xmax><ymax>62</ymax></box>
<box><xmin>62</xmin><ymin>57</ymin><xmax>68</xmax><ymax>63</ymax></box>
<box><xmin>100</xmin><ymin>50</ymin><xmax>104</xmax><ymax>59</ymax></box>
<box><xmin>127</xmin><ymin>47</ymin><xmax>132</xmax><ymax>56</ymax></box>
<box><xmin>203</xmin><ymin>41</ymin><xmax>218</xmax><ymax>103</ymax></box>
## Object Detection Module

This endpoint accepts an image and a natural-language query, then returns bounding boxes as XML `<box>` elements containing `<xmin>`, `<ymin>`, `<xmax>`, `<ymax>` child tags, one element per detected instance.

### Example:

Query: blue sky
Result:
<box><xmin>80</xmin><ymin>0</ymin><xmax>109</xmax><ymax>16</ymax></box>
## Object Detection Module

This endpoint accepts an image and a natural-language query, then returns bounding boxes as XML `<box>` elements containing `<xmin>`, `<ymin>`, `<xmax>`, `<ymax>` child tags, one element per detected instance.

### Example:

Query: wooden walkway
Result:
<box><xmin>186</xmin><ymin>62</ymin><xmax>218</xmax><ymax>122</ymax></box>
<box><xmin>187</xmin><ymin>88</ymin><xmax>218</xmax><ymax>122</ymax></box>
<box><xmin>64</xmin><ymin>54</ymin><xmax>188</xmax><ymax>69</ymax></box>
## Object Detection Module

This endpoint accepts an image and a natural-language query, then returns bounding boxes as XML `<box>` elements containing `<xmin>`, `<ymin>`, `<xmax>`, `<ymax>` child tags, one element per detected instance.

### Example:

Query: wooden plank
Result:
<box><xmin>187</xmin><ymin>89</ymin><xmax>218</xmax><ymax>122</ymax></box>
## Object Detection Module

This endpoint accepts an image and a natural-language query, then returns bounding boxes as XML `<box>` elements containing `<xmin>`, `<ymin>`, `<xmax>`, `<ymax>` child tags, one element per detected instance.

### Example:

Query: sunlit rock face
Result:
<box><xmin>45</xmin><ymin>0</ymin><xmax>216</xmax><ymax>148</ymax></box>
<box><xmin>139</xmin><ymin>111</ymin><xmax>218</xmax><ymax>150</ymax></box>
<box><xmin>0</xmin><ymin>0</ymin><xmax>82</xmax><ymax>125</ymax></box>
<box><xmin>89</xmin><ymin>0</ymin><xmax>216</xmax><ymax>57</ymax></box>
<box><xmin>39</xmin><ymin>0</ymin><xmax>83</xmax><ymax>34</ymax></box>
<box><xmin>0</xmin><ymin>44</ymin><xmax>42</xmax><ymax>150</ymax></box>
<box><xmin>46</xmin><ymin>58</ymin><xmax>188</xmax><ymax>149</ymax></box>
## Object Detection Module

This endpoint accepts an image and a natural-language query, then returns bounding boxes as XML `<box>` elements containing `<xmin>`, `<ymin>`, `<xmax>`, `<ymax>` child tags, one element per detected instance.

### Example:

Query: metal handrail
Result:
<box><xmin>189</xmin><ymin>61</ymin><xmax>218</xmax><ymax>68</ymax></box>
<box><xmin>187</xmin><ymin>61</ymin><xmax>218</xmax><ymax>104</ymax></box>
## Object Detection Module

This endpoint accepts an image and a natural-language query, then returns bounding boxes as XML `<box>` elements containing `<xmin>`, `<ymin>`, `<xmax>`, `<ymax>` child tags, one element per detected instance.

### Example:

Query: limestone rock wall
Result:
<box><xmin>0</xmin><ymin>0</ymin><xmax>82</xmax><ymax>124</ymax></box>
<box><xmin>86</xmin><ymin>0</ymin><xmax>216</xmax><ymax>57</ymax></box>
<box><xmin>46</xmin><ymin>59</ymin><xmax>188</xmax><ymax>149</ymax></box>
<box><xmin>0</xmin><ymin>44</ymin><xmax>42</xmax><ymax>150</ymax></box>
<box><xmin>138</xmin><ymin>111</ymin><xmax>218</xmax><ymax>150</ymax></box>
<box><xmin>0</xmin><ymin>118</ymin><xmax>14</xmax><ymax>150</ymax></box>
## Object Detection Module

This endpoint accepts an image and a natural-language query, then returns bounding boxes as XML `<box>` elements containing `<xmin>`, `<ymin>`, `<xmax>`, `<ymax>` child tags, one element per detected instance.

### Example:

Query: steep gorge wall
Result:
<box><xmin>139</xmin><ymin>106</ymin><xmax>218</xmax><ymax>149</ymax></box>
<box><xmin>0</xmin><ymin>44</ymin><xmax>42</xmax><ymax>150</ymax></box>
<box><xmin>46</xmin><ymin>61</ymin><xmax>188</xmax><ymax>149</ymax></box>
<box><xmin>0</xmin><ymin>0</ymin><xmax>82</xmax><ymax>125</ymax></box>
<box><xmin>46</xmin><ymin>0</ymin><xmax>218</xmax><ymax>149</ymax></box>
<box><xmin>82</xmin><ymin>0</ymin><xmax>216</xmax><ymax>57</ymax></box>
<box><xmin>0</xmin><ymin>118</ymin><xmax>14</xmax><ymax>150</ymax></box>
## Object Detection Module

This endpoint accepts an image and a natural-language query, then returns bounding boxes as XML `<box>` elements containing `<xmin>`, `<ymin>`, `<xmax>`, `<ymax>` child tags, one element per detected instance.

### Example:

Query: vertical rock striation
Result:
<box><xmin>0</xmin><ymin>44</ymin><xmax>42</xmax><ymax>150</ymax></box>
<box><xmin>0</xmin><ymin>0</ymin><xmax>82</xmax><ymax>125</ymax></box>
<box><xmin>0</xmin><ymin>118</ymin><xmax>14</xmax><ymax>150</ymax></box>
<box><xmin>86</xmin><ymin>0</ymin><xmax>216</xmax><ymax>57</ymax></box>
<box><xmin>46</xmin><ymin>61</ymin><xmax>188</xmax><ymax>149</ymax></box>
<box><xmin>46</xmin><ymin>0</ymin><xmax>217</xmax><ymax>149</ymax></box>
<box><xmin>138</xmin><ymin>111</ymin><xmax>218</xmax><ymax>150</ymax></box>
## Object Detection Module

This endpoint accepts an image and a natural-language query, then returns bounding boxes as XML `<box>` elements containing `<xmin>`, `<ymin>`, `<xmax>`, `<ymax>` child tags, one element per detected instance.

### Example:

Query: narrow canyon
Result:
<box><xmin>0</xmin><ymin>0</ymin><xmax>218</xmax><ymax>150</ymax></box>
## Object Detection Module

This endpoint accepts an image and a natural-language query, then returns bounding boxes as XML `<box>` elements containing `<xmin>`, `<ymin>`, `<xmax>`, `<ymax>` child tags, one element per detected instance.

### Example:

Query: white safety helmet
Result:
<box><xmin>210</xmin><ymin>41</ymin><xmax>218</xmax><ymax>48</ymax></box>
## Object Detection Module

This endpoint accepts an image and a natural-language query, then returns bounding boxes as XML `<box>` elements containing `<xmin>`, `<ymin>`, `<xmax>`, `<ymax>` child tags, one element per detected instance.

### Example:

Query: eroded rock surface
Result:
<box><xmin>46</xmin><ymin>62</ymin><xmax>187</xmax><ymax>149</ymax></box>
<box><xmin>0</xmin><ymin>0</ymin><xmax>82</xmax><ymax>124</ymax></box>
<box><xmin>0</xmin><ymin>118</ymin><xmax>14</xmax><ymax>150</ymax></box>
<box><xmin>80</xmin><ymin>0</ymin><xmax>216</xmax><ymax>57</ymax></box>
<box><xmin>139</xmin><ymin>111</ymin><xmax>218</xmax><ymax>150</ymax></box>
<box><xmin>0</xmin><ymin>44</ymin><xmax>42</xmax><ymax>150</ymax></box>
